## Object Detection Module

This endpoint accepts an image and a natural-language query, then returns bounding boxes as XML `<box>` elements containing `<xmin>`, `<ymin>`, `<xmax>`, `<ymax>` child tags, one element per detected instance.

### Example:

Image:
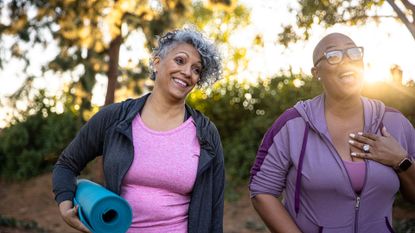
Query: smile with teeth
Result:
<box><xmin>339</xmin><ymin>71</ymin><xmax>355</xmax><ymax>79</ymax></box>
<box><xmin>173</xmin><ymin>78</ymin><xmax>188</xmax><ymax>87</ymax></box>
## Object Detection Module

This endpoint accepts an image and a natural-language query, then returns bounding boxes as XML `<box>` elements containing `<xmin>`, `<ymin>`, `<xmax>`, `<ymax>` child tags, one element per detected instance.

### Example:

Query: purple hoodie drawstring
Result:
<box><xmin>295</xmin><ymin>122</ymin><xmax>310</xmax><ymax>215</ymax></box>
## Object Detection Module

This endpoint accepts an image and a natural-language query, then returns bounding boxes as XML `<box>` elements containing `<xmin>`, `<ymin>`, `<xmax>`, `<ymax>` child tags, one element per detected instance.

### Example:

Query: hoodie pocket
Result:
<box><xmin>315</xmin><ymin>224</ymin><xmax>352</xmax><ymax>233</ymax></box>
<box><xmin>359</xmin><ymin>217</ymin><xmax>395</xmax><ymax>233</ymax></box>
<box><xmin>385</xmin><ymin>216</ymin><xmax>395</xmax><ymax>233</ymax></box>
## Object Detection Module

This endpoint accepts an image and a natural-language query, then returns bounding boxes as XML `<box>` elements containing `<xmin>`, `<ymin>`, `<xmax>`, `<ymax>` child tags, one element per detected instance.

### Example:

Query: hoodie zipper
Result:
<box><xmin>354</xmin><ymin>160</ymin><xmax>368</xmax><ymax>233</ymax></box>
<box><xmin>320</xmin><ymin>134</ymin><xmax>369</xmax><ymax>233</ymax></box>
<box><xmin>354</xmin><ymin>196</ymin><xmax>360</xmax><ymax>233</ymax></box>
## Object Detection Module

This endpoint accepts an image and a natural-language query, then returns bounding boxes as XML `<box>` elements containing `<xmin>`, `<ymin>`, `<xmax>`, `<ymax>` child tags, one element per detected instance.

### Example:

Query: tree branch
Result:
<box><xmin>386</xmin><ymin>0</ymin><xmax>415</xmax><ymax>39</ymax></box>
<box><xmin>400</xmin><ymin>0</ymin><xmax>415</xmax><ymax>13</ymax></box>
<box><xmin>336</xmin><ymin>14</ymin><xmax>398</xmax><ymax>24</ymax></box>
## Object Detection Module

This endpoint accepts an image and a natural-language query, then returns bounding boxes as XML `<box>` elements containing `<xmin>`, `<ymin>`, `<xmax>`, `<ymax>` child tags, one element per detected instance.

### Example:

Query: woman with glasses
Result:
<box><xmin>249</xmin><ymin>32</ymin><xmax>415</xmax><ymax>232</ymax></box>
<box><xmin>52</xmin><ymin>27</ymin><xmax>224</xmax><ymax>233</ymax></box>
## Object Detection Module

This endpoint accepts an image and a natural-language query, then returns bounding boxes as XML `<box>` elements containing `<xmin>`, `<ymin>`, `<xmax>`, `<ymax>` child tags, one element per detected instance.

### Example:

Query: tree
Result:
<box><xmin>278</xmin><ymin>0</ymin><xmax>415</xmax><ymax>46</ymax></box>
<box><xmin>0</xmin><ymin>0</ymin><xmax>250</xmax><ymax>119</ymax></box>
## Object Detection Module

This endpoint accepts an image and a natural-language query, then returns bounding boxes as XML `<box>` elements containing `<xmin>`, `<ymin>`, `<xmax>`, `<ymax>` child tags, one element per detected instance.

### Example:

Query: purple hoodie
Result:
<box><xmin>249</xmin><ymin>94</ymin><xmax>415</xmax><ymax>233</ymax></box>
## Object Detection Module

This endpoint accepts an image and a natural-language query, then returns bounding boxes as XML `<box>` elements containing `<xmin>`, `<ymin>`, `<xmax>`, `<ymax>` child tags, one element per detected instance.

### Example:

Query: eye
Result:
<box><xmin>347</xmin><ymin>47</ymin><xmax>363</xmax><ymax>60</ymax></box>
<box><xmin>326</xmin><ymin>50</ymin><xmax>342</xmax><ymax>64</ymax></box>
<box><xmin>192</xmin><ymin>66</ymin><xmax>202</xmax><ymax>75</ymax></box>
<box><xmin>174</xmin><ymin>57</ymin><xmax>185</xmax><ymax>65</ymax></box>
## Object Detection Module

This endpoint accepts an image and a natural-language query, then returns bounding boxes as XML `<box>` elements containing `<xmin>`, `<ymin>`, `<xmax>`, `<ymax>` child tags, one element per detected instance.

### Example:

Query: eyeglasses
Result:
<box><xmin>314</xmin><ymin>47</ymin><xmax>364</xmax><ymax>66</ymax></box>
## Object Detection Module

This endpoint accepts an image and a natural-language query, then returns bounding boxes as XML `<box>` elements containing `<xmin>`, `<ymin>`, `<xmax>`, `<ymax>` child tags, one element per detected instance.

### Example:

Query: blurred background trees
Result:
<box><xmin>0</xmin><ymin>1</ymin><xmax>415</xmax><ymax>232</ymax></box>
<box><xmin>0</xmin><ymin>0</ymin><xmax>414</xmax><ymax>221</ymax></box>
<box><xmin>278</xmin><ymin>0</ymin><xmax>415</xmax><ymax>46</ymax></box>
<box><xmin>0</xmin><ymin>0</ymin><xmax>250</xmax><ymax>120</ymax></box>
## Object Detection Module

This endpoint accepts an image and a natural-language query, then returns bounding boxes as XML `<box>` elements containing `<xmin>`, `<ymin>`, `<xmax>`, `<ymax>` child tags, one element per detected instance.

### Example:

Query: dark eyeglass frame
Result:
<box><xmin>314</xmin><ymin>46</ymin><xmax>364</xmax><ymax>66</ymax></box>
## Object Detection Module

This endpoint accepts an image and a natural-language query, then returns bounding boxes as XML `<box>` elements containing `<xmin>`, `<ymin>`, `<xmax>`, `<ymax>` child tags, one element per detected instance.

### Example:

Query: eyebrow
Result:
<box><xmin>324</xmin><ymin>42</ymin><xmax>355</xmax><ymax>51</ymax></box>
<box><xmin>176</xmin><ymin>51</ymin><xmax>202</xmax><ymax>64</ymax></box>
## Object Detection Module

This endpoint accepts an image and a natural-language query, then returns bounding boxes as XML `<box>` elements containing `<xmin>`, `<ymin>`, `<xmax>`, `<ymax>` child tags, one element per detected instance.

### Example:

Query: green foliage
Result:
<box><xmin>394</xmin><ymin>218</ymin><xmax>415</xmax><ymax>233</ymax></box>
<box><xmin>188</xmin><ymin>75</ymin><xmax>322</xmax><ymax>194</ymax></box>
<box><xmin>0</xmin><ymin>214</ymin><xmax>47</xmax><ymax>233</ymax></box>
<box><xmin>0</xmin><ymin>0</ymin><xmax>251</xmax><ymax>115</ymax></box>
<box><xmin>278</xmin><ymin>0</ymin><xmax>415</xmax><ymax>46</ymax></box>
<box><xmin>0</xmin><ymin>91</ymin><xmax>80</xmax><ymax>180</ymax></box>
<box><xmin>362</xmin><ymin>83</ymin><xmax>415</xmax><ymax>125</ymax></box>
<box><xmin>189</xmin><ymin>75</ymin><xmax>415</xmax><ymax>202</ymax></box>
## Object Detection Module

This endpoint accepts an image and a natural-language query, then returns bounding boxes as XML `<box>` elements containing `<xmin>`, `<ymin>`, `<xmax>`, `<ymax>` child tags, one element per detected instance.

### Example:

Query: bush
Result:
<box><xmin>188</xmin><ymin>75</ymin><xmax>322</xmax><ymax>194</ymax></box>
<box><xmin>189</xmin><ymin>75</ymin><xmax>415</xmax><ymax>201</ymax></box>
<box><xmin>0</xmin><ymin>92</ymin><xmax>80</xmax><ymax>180</ymax></box>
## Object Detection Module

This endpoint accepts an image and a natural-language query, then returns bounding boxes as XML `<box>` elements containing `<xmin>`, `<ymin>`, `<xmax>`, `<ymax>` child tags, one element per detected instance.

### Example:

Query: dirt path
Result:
<box><xmin>1</xmin><ymin>173</ymin><xmax>414</xmax><ymax>233</ymax></box>
<box><xmin>0</xmin><ymin>173</ymin><xmax>268</xmax><ymax>233</ymax></box>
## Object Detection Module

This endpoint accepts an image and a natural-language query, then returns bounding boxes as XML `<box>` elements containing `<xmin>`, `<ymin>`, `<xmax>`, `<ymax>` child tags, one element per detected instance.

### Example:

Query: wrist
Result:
<box><xmin>394</xmin><ymin>156</ymin><xmax>412</xmax><ymax>173</ymax></box>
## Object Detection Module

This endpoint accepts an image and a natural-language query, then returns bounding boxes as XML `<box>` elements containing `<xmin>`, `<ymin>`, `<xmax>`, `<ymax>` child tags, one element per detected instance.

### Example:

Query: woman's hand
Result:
<box><xmin>59</xmin><ymin>200</ymin><xmax>91</xmax><ymax>233</ymax></box>
<box><xmin>348</xmin><ymin>126</ymin><xmax>408</xmax><ymax>168</ymax></box>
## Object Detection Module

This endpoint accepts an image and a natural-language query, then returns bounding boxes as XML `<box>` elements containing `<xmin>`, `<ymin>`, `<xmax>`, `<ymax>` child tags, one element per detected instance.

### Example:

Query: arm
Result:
<box><xmin>210</xmin><ymin>123</ymin><xmax>225</xmax><ymax>233</ymax></box>
<box><xmin>251</xmin><ymin>194</ymin><xmax>301</xmax><ymax>233</ymax></box>
<box><xmin>249</xmin><ymin>116</ymin><xmax>303</xmax><ymax>233</ymax></box>
<box><xmin>397</xmin><ymin>164</ymin><xmax>415</xmax><ymax>203</ymax></box>
<box><xmin>52</xmin><ymin>104</ymin><xmax>120</xmax><ymax>231</ymax></box>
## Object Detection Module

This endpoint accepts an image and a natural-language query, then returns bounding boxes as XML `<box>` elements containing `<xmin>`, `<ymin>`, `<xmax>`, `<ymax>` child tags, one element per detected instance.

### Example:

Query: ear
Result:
<box><xmin>311</xmin><ymin>67</ymin><xmax>318</xmax><ymax>80</ymax></box>
<box><xmin>153</xmin><ymin>57</ymin><xmax>160</xmax><ymax>71</ymax></box>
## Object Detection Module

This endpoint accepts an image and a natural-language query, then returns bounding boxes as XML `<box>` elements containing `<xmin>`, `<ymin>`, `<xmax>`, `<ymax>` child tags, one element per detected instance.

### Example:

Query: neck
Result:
<box><xmin>145</xmin><ymin>91</ymin><xmax>185</xmax><ymax>117</ymax></box>
<box><xmin>324</xmin><ymin>93</ymin><xmax>363</xmax><ymax>119</ymax></box>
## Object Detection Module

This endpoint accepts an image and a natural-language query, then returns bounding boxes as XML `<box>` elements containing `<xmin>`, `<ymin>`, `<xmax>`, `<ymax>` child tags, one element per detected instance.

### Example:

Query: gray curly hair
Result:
<box><xmin>150</xmin><ymin>26</ymin><xmax>222</xmax><ymax>86</ymax></box>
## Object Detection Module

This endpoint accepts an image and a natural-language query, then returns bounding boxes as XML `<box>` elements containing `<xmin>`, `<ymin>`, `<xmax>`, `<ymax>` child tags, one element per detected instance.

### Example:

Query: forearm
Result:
<box><xmin>398</xmin><ymin>164</ymin><xmax>415</xmax><ymax>203</ymax></box>
<box><xmin>52</xmin><ymin>165</ymin><xmax>78</xmax><ymax>204</ymax></box>
<box><xmin>251</xmin><ymin>194</ymin><xmax>301</xmax><ymax>233</ymax></box>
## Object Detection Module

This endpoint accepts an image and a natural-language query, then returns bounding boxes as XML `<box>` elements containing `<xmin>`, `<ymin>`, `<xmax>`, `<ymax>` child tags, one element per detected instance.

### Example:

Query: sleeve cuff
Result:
<box><xmin>55</xmin><ymin>191</ymin><xmax>75</xmax><ymax>205</ymax></box>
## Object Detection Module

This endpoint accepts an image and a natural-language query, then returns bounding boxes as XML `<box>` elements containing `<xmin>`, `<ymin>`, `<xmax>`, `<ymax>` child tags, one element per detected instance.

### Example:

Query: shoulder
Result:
<box><xmin>266</xmin><ymin>107</ymin><xmax>304</xmax><ymax>138</ymax></box>
<box><xmin>383</xmin><ymin>106</ymin><xmax>410</xmax><ymax>124</ymax></box>
<box><xmin>87</xmin><ymin>97</ymin><xmax>144</xmax><ymax>128</ymax></box>
<box><xmin>382</xmin><ymin>106</ymin><xmax>414</xmax><ymax>140</ymax></box>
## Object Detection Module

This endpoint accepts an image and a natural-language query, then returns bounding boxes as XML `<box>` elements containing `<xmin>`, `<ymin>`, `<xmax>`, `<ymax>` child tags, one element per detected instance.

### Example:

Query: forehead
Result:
<box><xmin>313</xmin><ymin>34</ymin><xmax>356</xmax><ymax>60</ymax></box>
<box><xmin>320</xmin><ymin>35</ymin><xmax>355</xmax><ymax>50</ymax></box>
<box><xmin>166</xmin><ymin>43</ymin><xmax>201</xmax><ymax>60</ymax></box>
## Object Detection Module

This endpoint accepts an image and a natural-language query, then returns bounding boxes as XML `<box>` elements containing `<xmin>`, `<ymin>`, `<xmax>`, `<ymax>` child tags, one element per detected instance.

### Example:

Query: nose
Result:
<box><xmin>340</xmin><ymin>54</ymin><xmax>352</xmax><ymax>65</ymax></box>
<box><xmin>181</xmin><ymin>64</ymin><xmax>192</xmax><ymax>78</ymax></box>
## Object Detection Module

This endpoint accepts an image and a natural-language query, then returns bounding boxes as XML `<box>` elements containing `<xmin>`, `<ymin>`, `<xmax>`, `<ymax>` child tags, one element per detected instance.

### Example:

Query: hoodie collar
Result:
<box><xmin>294</xmin><ymin>94</ymin><xmax>386</xmax><ymax>135</ymax></box>
<box><xmin>116</xmin><ymin>93</ymin><xmax>212</xmax><ymax>145</ymax></box>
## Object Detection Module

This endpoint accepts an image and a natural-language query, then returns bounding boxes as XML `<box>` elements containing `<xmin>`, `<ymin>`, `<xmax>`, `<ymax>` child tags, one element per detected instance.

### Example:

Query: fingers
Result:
<box><xmin>62</xmin><ymin>205</ymin><xmax>91</xmax><ymax>233</ymax></box>
<box><xmin>382</xmin><ymin>126</ymin><xmax>391</xmax><ymax>137</ymax></box>
<box><xmin>76</xmin><ymin>220</ymin><xmax>91</xmax><ymax>233</ymax></box>
<box><xmin>349</xmin><ymin>140</ymin><xmax>371</xmax><ymax>153</ymax></box>
<box><xmin>350</xmin><ymin>132</ymin><xmax>379</xmax><ymax>142</ymax></box>
<box><xmin>351</xmin><ymin>152</ymin><xmax>370</xmax><ymax>159</ymax></box>
<box><xmin>348</xmin><ymin>139</ymin><xmax>368</xmax><ymax>151</ymax></box>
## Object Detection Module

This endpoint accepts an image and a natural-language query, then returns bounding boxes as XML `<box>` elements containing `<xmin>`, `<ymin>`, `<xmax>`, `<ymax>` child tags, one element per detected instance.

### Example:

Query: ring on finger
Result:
<box><xmin>363</xmin><ymin>144</ymin><xmax>370</xmax><ymax>153</ymax></box>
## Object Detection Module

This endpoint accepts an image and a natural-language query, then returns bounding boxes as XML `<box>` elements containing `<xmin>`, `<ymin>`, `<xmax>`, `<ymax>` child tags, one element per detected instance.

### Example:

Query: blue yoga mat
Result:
<box><xmin>74</xmin><ymin>179</ymin><xmax>132</xmax><ymax>233</ymax></box>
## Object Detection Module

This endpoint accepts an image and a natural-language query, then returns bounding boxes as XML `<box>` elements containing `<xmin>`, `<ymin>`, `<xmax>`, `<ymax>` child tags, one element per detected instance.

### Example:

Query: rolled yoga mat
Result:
<box><xmin>74</xmin><ymin>179</ymin><xmax>132</xmax><ymax>233</ymax></box>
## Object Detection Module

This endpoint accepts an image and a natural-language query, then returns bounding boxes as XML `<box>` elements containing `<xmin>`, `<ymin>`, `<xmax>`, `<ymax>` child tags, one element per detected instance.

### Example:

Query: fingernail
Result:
<box><xmin>348</xmin><ymin>140</ymin><xmax>354</xmax><ymax>144</ymax></box>
<box><xmin>351</xmin><ymin>152</ymin><xmax>357</xmax><ymax>157</ymax></box>
<box><xmin>349</xmin><ymin>133</ymin><xmax>355</xmax><ymax>138</ymax></box>
<box><xmin>357</xmin><ymin>132</ymin><xmax>363</xmax><ymax>136</ymax></box>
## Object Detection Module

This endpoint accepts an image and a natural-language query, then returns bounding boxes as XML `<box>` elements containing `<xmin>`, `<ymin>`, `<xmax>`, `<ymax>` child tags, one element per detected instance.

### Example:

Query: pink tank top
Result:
<box><xmin>120</xmin><ymin>114</ymin><xmax>200</xmax><ymax>233</ymax></box>
<box><xmin>343</xmin><ymin>160</ymin><xmax>366</xmax><ymax>194</ymax></box>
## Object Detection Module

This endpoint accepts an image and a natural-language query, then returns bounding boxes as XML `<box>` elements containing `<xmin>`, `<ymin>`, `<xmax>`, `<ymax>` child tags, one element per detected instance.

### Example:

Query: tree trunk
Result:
<box><xmin>104</xmin><ymin>35</ymin><xmax>122</xmax><ymax>105</ymax></box>
<box><xmin>94</xmin><ymin>34</ymin><xmax>122</xmax><ymax>184</ymax></box>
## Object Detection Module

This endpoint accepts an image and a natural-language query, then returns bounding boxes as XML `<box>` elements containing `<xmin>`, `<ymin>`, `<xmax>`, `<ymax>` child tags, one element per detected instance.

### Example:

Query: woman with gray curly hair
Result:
<box><xmin>52</xmin><ymin>27</ymin><xmax>224</xmax><ymax>233</ymax></box>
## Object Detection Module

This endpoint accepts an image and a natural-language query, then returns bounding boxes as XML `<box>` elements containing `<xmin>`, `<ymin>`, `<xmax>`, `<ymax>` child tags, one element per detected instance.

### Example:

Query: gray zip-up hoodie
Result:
<box><xmin>53</xmin><ymin>94</ymin><xmax>224</xmax><ymax>233</ymax></box>
<box><xmin>249</xmin><ymin>94</ymin><xmax>415</xmax><ymax>233</ymax></box>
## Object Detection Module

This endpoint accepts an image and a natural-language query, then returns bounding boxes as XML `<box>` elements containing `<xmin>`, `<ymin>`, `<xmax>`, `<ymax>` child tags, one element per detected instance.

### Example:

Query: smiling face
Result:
<box><xmin>311</xmin><ymin>33</ymin><xmax>364</xmax><ymax>100</ymax></box>
<box><xmin>153</xmin><ymin>42</ymin><xmax>202</xmax><ymax>102</ymax></box>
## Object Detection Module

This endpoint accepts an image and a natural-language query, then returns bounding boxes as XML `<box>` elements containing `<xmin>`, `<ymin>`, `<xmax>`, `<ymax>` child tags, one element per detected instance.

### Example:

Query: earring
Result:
<box><xmin>151</xmin><ymin>70</ymin><xmax>157</xmax><ymax>80</ymax></box>
<box><xmin>317</xmin><ymin>77</ymin><xmax>321</xmax><ymax>81</ymax></box>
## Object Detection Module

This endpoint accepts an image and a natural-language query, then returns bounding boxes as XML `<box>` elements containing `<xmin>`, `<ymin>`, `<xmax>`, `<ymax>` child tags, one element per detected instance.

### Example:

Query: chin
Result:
<box><xmin>169</xmin><ymin>89</ymin><xmax>191</xmax><ymax>101</ymax></box>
